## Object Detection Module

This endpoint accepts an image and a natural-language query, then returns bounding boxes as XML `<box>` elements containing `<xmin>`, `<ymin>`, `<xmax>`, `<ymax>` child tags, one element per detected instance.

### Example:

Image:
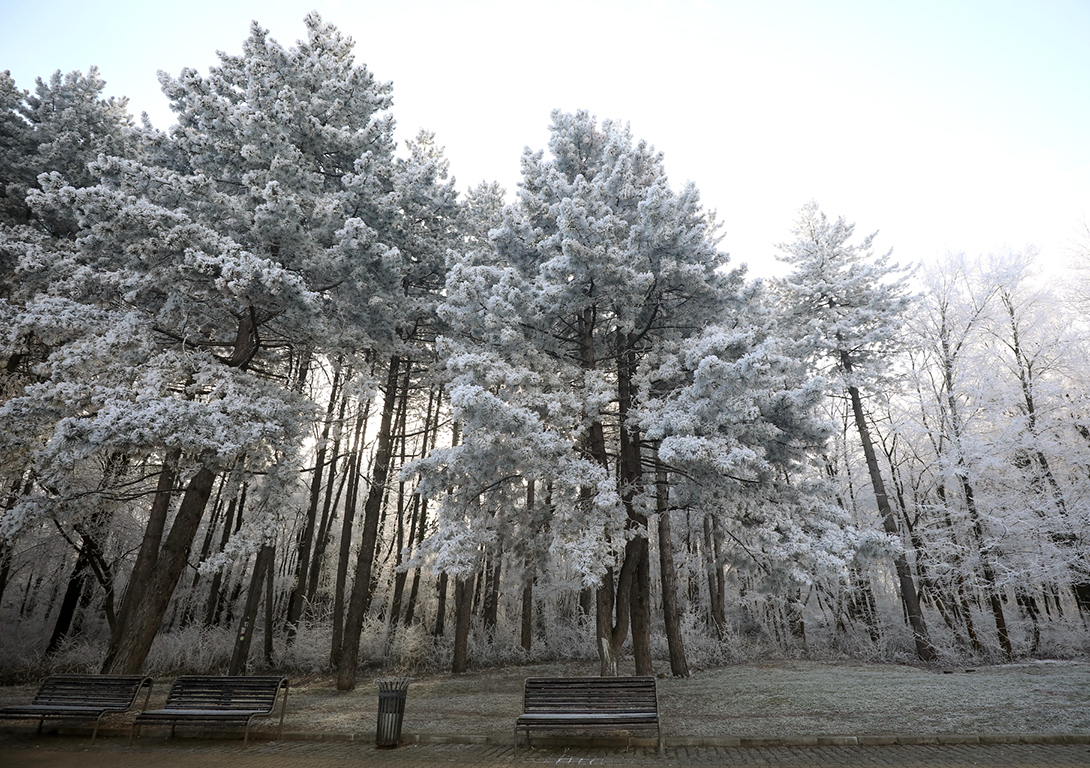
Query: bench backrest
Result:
<box><xmin>34</xmin><ymin>675</ymin><xmax>151</xmax><ymax>708</ymax></box>
<box><xmin>523</xmin><ymin>676</ymin><xmax>658</xmax><ymax>714</ymax></box>
<box><xmin>164</xmin><ymin>676</ymin><xmax>286</xmax><ymax>712</ymax></box>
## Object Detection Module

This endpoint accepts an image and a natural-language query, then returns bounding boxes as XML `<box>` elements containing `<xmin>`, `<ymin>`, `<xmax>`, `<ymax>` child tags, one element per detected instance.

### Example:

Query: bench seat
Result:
<box><xmin>517</xmin><ymin>712</ymin><xmax>659</xmax><ymax>723</ymax></box>
<box><xmin>138</xmin><ymin>707</ymin><xmax>269</xmax><ymax>718</ymax></box>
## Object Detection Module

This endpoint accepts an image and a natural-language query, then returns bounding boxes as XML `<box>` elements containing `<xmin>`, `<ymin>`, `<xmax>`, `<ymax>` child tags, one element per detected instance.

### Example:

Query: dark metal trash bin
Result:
<box><xmin>376</xmin><ymin>677</ymin><xmax>412</xmax><ymax>748</ymax></box>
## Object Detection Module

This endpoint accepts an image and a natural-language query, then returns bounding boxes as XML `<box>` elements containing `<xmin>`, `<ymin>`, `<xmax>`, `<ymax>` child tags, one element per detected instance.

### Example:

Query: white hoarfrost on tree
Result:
<box><xmin>899</xmin><ymin>252</ymin><xmax>1090</xmax><ymax>657</ymax></box>
<box><xmin>774</xmin><ymin>201</ymin><xmax>937</xmax><ymax>661</ymax></box>
<box><xmin>7</xmin><ymin>16</ymin><xmax>1087</xmax><ymax>679</ymax></box>
<box><xmin>0</xmin><ymin>14</ymin><xmax>410</xmax><ymax>674</ymax></box>
<box><xmin>413</xmin><ymin>113</ymin><xmax>857</xmax><ymax>675</ymax></box>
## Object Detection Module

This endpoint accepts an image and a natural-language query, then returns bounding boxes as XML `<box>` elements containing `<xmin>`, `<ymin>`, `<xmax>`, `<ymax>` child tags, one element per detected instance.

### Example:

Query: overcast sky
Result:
<box><xmin>3</xmin><ymin>0</ymin><xmax>1088</xmax><ymax>278</ymax></box>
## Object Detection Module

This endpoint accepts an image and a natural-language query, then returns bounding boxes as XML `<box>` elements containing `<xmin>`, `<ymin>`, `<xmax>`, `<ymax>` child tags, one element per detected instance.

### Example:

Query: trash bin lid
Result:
<box><xmin>376</xmin><ymin>677</ymin><xmax>413</xmax><ymax>692</ymax></box>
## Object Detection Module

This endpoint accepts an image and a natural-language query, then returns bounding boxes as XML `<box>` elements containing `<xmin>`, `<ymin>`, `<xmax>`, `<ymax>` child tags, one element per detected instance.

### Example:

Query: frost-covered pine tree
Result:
<box><xmin>638</xmin><ymin>286</ymin><xmax>872</xmax><ymax>642</ymax></box>
<box><xmin>335</xmin><ymin>129</ymin><xmax>462</xmax><ymax>690</ymax></box>
<box><xmin>415</xmin><ymin>111</ymin><xmax>839</xmax><ymax>675</ymax></box>
<box><xmin>774</xmin><ymin>201</ymin><xmax>936</xmax><ymax>661</ymax></box>
<box><xmin>0</xmin><ymin>66</ymin><xmax>135</xmax><ymax>231</ymax></box>
<box><xmin>1</xmin><ymin>14</ymin><xmax>411</xmax><ymax>674</ymax></box>
<box><xmin>0</xmin><ymin>65</ymin><xmax>144</xmax><ymax>639</ymax></box>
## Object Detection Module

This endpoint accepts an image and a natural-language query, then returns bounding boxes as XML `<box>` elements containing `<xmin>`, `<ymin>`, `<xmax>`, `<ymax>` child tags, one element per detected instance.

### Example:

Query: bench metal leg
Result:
<box><xmin>277</xmin><ymin>683</ymin><xmax>288</xmax><ymax>741</ymax></box>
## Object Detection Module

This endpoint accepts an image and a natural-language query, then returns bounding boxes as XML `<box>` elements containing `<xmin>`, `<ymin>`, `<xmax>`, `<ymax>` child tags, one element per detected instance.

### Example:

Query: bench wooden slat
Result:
<box><xmin>515</xmin><ymin>676</ymin><xmax>662</xmax><ymax>752</ymax></box>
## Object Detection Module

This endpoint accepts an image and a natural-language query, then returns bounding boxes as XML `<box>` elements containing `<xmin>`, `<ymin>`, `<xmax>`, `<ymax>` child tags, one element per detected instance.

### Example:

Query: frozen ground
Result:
<box><xmin>1</xmin><ymin>659</ymin><xmax>1087</xmax><ymax>738</ymax></box>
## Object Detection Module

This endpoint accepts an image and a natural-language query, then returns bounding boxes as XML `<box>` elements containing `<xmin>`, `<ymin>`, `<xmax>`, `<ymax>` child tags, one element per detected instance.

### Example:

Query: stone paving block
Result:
<box><xmin>8</xmin><ymin>728</ymin><xmax>1090</xmax><ymax>766</ymax></box>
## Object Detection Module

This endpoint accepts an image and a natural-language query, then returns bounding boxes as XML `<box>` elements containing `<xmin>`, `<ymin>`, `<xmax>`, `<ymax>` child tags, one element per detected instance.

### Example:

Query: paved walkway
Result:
<box><xmin>3</xmin><ymin>734</ymin><xmax>1090</xmax><ymax>767</ymax></box>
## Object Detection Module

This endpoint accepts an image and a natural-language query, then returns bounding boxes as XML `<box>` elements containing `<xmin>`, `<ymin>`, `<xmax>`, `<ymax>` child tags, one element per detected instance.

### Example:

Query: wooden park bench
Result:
<box><xmin>0</xmin><ymin>674</ymin><xmax>152</xmax><ymax>744</ymax></box>
<box><xmin>130</xmin><ymin>675</ymin><xmax>288</xmax><ymax>748</ymax></box>
<box><xmin>515</xmin><ymin>676</ymin><xmax>662</xmax><ymax>752</ymax></box>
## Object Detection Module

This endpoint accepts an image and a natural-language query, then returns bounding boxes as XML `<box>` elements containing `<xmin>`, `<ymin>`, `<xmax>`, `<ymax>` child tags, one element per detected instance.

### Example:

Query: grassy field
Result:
<box><xmin>1</xmin><ymin>659</ymin><xmax>1087</xmax><ymax>739</ymax></box>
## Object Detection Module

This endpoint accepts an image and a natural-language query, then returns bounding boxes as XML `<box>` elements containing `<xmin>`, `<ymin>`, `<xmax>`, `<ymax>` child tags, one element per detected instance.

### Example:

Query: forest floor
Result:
<box><xmin>1</xmin><ymin>658</ymin><xmax>1088</xmax><ymax>740</ymax></box>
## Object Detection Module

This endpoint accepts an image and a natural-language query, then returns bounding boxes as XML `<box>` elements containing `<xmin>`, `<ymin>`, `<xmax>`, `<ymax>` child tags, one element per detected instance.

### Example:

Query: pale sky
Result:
<box><xmin>2</xmin><ymin>0</ymin><xmax>1088</xmax><ymax>278</ymax></box>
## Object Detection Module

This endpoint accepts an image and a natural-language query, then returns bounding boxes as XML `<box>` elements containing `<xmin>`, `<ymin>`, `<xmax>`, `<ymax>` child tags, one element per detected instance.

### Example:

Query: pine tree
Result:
<box><xmin>416</xmin><ymin>111</ymin><xmax>746</xmax><ymax>674</ymax></box>
<box><xmin>774</xmin><ymin>201</ymin><xmax>936</xmax><ymax>661</ymax></box>
<box><xmin>0</xmin><ymin>14</ymin><xmax>412</xmax><ymax>673</ymax></box>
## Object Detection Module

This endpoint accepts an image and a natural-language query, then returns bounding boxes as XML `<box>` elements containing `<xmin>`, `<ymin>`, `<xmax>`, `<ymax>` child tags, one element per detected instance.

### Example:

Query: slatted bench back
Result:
<box><xmin>34</xmin><ymin>675</ymin><xmax>150</xmax><ymax>709</ymax></box>
<box><xmin>165</xmin><ymin>676</ymin><xmax>285</xmax><ymax>713</ymax></box>
<box><xmin>523</xmin><ymin>676</ymin><xmax>659</xmax><ymax>715</ymax></box>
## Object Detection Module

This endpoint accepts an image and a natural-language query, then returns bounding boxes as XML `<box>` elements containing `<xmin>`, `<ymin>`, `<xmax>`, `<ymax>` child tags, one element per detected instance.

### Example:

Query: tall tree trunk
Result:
<box><xmin>655</xmin><ymin>460</ymin><xmax>689</xmax><ymax>676</ymax></box>
<box><xmin>842</xmin><ymin>354</ymin><xmax>936</xmax><ymax>662</ymax></box>
<box><xmin>452</xmin><ymin>573</ymin><xmax>474</xmax><ymax>673</ymax></box>
<box><xmin>596</xmin><ymin>538</ymin><xmax>640</xmax><ymax>677</ymax></box>
<box><xmin>402</xmin><ymin>501</ymin><xmax>426</xmax><ymax>625</ymax></box>
<box><xmin>521</xmin><ymin>562</ymin><xmax>534</xmax><ymax>653</ymax></box>
<box><xmin>204</xmin><ymin>491</ymin><xmax>239</xmax><ymax>627</ymax></box>
<box><xmin>103</xmin><ymin>465</ymin><xmax>218</xmax><ymax>673</ymax></box>
<box><xmin>630</xmin><ymin>537</ymin><xmax>652</xmax><ymax>674</ymax></box>
<box><xmin>264</xmin><ymin>543</ymin><xmax>275</xmax><ymax>666</ymax></box>
<box><xmin>617</xmin><ymin>337</ymin><xmax>652</xmax><ymax>675</ymax></box>
<box><xmin>330</xmin><ymin>397</ymin><xmax>369</xmax><ymax>666</ymax></box>
<box><xmin>482</xmin><ymin>556</ymin><xmax>501</xmax><ymax>635</ymax></box>
<box><xmin>402</xmin><ymin>498</ymin><xmax>428</xmax><ymax>626</ymax></box>
<box><xmin>388</xmin><ymin>495</ymin><xmax>414</xmax><ymax>627</ymax></box>
<box><xmin>434</xmin><ymin>572</ymin><xmax>448</xmax><ymax>637</ymax></box>
<box><xmin>520</xmin><ymin>480</ymin><xmax>536</xmax><ymax>653</ymax></box>
<box><xmin>229</xmin><ymin>544</ymin><xmax>274</xmax><ymax>675</ymax></box>
<box><xmin>578</xmin><ymin>310</ymin><xmax>637</xmax><ymax>676</ymax></box>
<box><xmin>401</xmin><ymin>386</ymin><xmax>439</xmax><ymax>626</ymax></box>
<box><xmin>48</xmin><ymin>505</ymin><xmax>119</xmax><ymax>652</ymax></box>
<box><xmin>106</xmin><ymin>448</ymin><xmax>180</xmax><ymax>665</ymax></box>
<box><xmin>307</xmin><ymin>384</ymin><xmax>351</xmax><ymax>606</ymax></box>
<box><xmin>0</xmin><ymin>476</ymin><xmax>32</xmax><ymax>606</ymax></box>
<box><xmin>183</xmin><ymin>482</ymin><xmax>225</xmax><ymax>626</ymax></box>
<box><xmin>846</xmin><ymin>568</ymin><xmax>881</xmax><ymax>645</ymax></box>
<box><xmin>431</xmin><ymin>420</ymin><xmax>460</xmax><ymax>639</ymax></box>
<box><xmin>287</xmin><ymin>364</ymin><xmax>342</xmax><ymax>642</ymax></box>
<box><xmin>704</xmin><ymin>514</ymin><xmax>726</xmax><ymax>637</ymax></box>
<box><xmin>383</xmin><ymin>364</ymin><xmax>414</xmax><ymax>625</ymax></box>
<box><xmin>0</xmin><ymin>542</ymin><xmax>12</xmax><ymax>608</ymax></box>
<box><xmin>45</xmin><ymin>548</ymin><xmax>90</xmax><ymax>656</ymax></box>
<box><xmin>337</xmin><ymin>355</ymin><xmax>402</xmax><ymax>691</ymax></box>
